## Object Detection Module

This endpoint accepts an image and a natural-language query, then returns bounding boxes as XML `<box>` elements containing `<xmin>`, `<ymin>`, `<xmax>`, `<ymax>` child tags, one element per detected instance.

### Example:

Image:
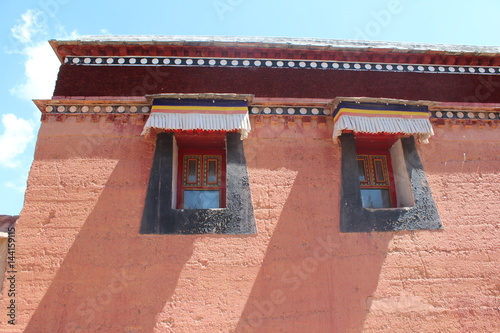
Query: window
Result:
<box><xmin>357</xmin><ymin>151</ymin><xmax>396</xmax><ymax>208</ymax></box>
<box><xmin>340</xmin><ymin>133</ymin><xmax>442</xmax><ymax>232</ymax></box>
<box><xmin>177</xmin><ymin>150</ymin><xmax>226</xmax><ymax>209</ymax></box>
<box><xmin>141</xmin><ymin>132</ymin><xmax>256</xmax><ymax>234</ymax></box>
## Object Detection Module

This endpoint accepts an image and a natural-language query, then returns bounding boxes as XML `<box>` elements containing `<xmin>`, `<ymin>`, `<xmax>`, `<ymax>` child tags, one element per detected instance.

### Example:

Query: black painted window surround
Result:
<box><xmin>340</xmin><ymin>133</ymin><xmax>442</xmax><ymax>232</ymax></box>
<box><xmin>141</xmin><ymin>132</ymin><xmax>256</xmax><ymax>234</ymax></box>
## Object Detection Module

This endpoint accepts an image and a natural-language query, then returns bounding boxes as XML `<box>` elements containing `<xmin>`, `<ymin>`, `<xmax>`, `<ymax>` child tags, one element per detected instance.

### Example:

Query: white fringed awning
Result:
<box><xmin>141</xmin><ymin>98</ymin><xmax>251</xmax><ymax>139</ymax></box>
<box><xmin>332</xmin><ymin>102</ymin><xmax>434</xmax><ymax>143</ymax></box>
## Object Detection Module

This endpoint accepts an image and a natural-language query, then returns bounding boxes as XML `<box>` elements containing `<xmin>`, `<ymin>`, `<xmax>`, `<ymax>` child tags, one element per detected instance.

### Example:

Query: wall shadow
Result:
<box><xmin>236</xmin><ymin>151</ymin><xmax>393</xmax><ymax>332</ymax></box>
<box><xmin>24</xmin><ymin>158</ymin><xmax>195</xmax><ymax>332</ymax></box>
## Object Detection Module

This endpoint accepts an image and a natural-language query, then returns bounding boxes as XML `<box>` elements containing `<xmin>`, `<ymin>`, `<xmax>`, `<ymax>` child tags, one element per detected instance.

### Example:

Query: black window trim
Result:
<box><xmin>340</xmin><ymin>133</ymin><xmax>442</xmax><ymax>232</ymax></box>
<box><xmin>140</xmin><ymin>132</ymin><xmax>256</xmax><ymax>234</ymax></box>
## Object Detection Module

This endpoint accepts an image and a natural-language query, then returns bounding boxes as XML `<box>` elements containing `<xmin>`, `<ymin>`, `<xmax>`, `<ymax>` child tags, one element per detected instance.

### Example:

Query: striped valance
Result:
<box><xmin>141</xmin><ymin>98</ymin><xmax>251</xmax><ymax>139</ymax></box>
<box><xmin>333</xmin><ymin>102</ymin><xmax>434</xmax><ymax>143</ymax></box>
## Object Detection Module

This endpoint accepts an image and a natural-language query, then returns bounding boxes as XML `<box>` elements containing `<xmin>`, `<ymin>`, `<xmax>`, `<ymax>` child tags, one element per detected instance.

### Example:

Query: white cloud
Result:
<box><xmin>0</xmin><ymin>114</ymin><xmax>35</xmax><ymax>168</ymax></box>
<box><xmin>9</xmin><ymin>41</ymin><xmax>61</xmax><ymax>100</ymax></box>
<box><xmin>5</xmin><ymin>181</ymin><xmax>27</xmax><ymax>194</ymax></box>
<box><xmin>11</xmin><ymin>9</ymin><xmax>47</xmax><ymax>44</ymax></box>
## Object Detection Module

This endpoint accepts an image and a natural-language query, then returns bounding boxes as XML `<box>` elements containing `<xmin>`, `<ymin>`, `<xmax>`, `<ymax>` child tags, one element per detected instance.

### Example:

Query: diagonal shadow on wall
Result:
<box><xmin>24</xmin><ymin>158</ymin><xmax>195</xmax><ymax>332</ymax></box>
<box><xmin>235</xmin><ymin>138</ymin><xmax>393</xmax><ymax>333</ymax></box>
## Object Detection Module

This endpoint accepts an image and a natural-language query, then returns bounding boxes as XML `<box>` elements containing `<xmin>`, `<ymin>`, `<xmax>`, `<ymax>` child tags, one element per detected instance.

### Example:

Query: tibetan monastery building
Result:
<box><xmin>3</xmin><ymin>36</ymin><xmax>500</xmax><ymax>332</ymax></box>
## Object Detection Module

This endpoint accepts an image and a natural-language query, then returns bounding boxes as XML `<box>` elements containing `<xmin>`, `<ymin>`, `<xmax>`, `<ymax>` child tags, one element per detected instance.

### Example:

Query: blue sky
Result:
<box><xmin>0</xmin><ymin>0</ymin><xmax>499</xmax><ymax>215</ymax></box>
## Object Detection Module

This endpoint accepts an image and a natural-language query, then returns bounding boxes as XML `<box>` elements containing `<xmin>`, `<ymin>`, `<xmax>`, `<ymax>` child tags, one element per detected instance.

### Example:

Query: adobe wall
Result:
<box><xmin>1</xmin><ymin>116</ymin><xmax>499</xmax><ymax>332</ymax></box>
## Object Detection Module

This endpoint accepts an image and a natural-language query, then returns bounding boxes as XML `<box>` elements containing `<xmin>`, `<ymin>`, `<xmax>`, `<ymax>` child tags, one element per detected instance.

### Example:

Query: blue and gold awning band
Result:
<box><xmin>333</xmin><ymin>102</ymin><xmax>434</xmax><ymax>143</ymax></box>
<box><xmin>142</xmin><ymin>99</ymin><xmax>251</xmax><ymax>139</ymax></box>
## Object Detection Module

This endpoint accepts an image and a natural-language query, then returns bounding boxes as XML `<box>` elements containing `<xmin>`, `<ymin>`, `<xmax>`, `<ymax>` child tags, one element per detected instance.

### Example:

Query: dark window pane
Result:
<box><xmin>188</xmin><ymin>159</ymin><xmax>197</xmax><ymax>183</ymax></box>
<box><xmin>208</xmin><ymin>160</ymin><xmax>217</xmax><ymax>183</ymax></box>
<box><xmin>357</xmin><ymin>159</ymin><xmax>366</xmax><ymax>182</ymax></box>
<box><xmin>183</xmin><ymin>190</ymin><xmax>220</xmax><ymax>209</ymax></box>
<box><xmin>374</xmin><ymin>159</ymin><xmax>386</xmax><ymax>183</ymax></box>
<box><xmin>360</xmin><ymin>189</ymin><xmax>391</xmax><ymax>208</ymax></box>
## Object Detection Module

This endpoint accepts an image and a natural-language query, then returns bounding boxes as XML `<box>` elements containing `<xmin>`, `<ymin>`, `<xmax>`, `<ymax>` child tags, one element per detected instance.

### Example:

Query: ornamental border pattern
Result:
<box><xmin>41</xmin><ymin>104</ymin><xmax>500</xmax><ymax>121</ymax></box>
<box><xmin>64</xmin><ymin>56</ymin><xmax>500</xmax><ymax>75</ymax></box>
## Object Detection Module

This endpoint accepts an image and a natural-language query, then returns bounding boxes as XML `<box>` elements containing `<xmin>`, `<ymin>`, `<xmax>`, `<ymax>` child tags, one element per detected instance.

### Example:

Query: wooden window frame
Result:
<box><xmin>176</xmin><ymin>148</ymin><xmax>226</xmax><ymax>209</ymax></box>
<box><xmin>356</xmin><ymin>149</ymin><xmax>397</xmax><ymax>208</ymax></box>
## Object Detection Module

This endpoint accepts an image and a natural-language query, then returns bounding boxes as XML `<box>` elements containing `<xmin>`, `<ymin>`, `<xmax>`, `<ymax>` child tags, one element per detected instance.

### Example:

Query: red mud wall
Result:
<box><xmin>1</xmin><ymin>116</ymin><xmax>499</xmax><ymax>332</ymax></box>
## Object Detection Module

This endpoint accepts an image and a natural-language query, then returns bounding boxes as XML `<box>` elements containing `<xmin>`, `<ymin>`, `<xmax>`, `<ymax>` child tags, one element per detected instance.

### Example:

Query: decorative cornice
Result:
<box><xmin>34</xmin><ymin>98</ymin><xmax>500</xmax><ymax>130</ymax></box>
<box><xmin>63</xmin><ymin>55</ymin><xmax>500</xmax><ymax>75</ymax></box>
<box><xmin>50</xmin><ymin>37</ymin><xmax>500</xmax><ymax>68</ymax></box>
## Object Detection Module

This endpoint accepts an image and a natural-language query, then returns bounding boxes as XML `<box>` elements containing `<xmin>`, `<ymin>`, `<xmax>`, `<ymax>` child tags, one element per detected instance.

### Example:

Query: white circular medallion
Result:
<box><xmin>130</xmin><ymin>106</ymin><xmax>138</xmax><ymax>113</ymax></box>
<box><xmin>287</xmin><ymin>108</ymin><xmax>295</xmax><ymax>114</ymax></box>
<box><xmin>93</xmin><ymin>106</ymin><xmax>101</xmax><ymax>113</ymax></box>
<box><xmin>152</xmin><ymin>58</ymin><xmax>160</xmax><ymax>64</ymax></box>
<box><xmin>69</xmin><ymin>106</ymin><xmax>77</xmax><ymax>113</ymax></box>
<box><xmin>299</xmin><ymin>108</ymin><xmax>307</xmax><ymax>114</ymax></box>
<box><xmin>141</xmin><ymin>106</ymin><xmax>149</xmax><ymax>113</ymax></box>
<box><xmin>163</xmin><ymin>58</ymin><xmax>170</xmax><ymax>64</ymax></box>
<box><xmin>107</xmin><ymin>58</ymin><xmax>114</xmax><ymax>64</ymax></box>
<box><xmin>265</xmin><ymin>60</ymin><xmax>273</xmax><ymax>67</ymax></box>
<box><xmin>45</xmin><ymin>106</ymin><xmax>53</xmax><ymax>112</ymax></box>
<box><xmin>251</xmin><ymin>107</ymin><xmax>260</xmax><ymax>114</ymax></box>
<box><xmin>185</xmin><ymin>59</ymin><xmax>193</xmax><ymax>65</ymax></box>
<box><xmin>117</xmin><ymin>106</ymin><xmax>125</xmax><ymax>113</ymax></box>
<box><xmin>311</xmin><ymin>108</ymin><xmax>319</xmax><ymax>115</ymax></box>
<box><xmin>105</xmin><ymin>106</ymin><xmax>113</xmax><ymax>113</ymax></box>
<box><xmin>72</xmin><ymin>58</ymin><xmax>80</xmax><ymax>64</ymax></box>
<box><xmin>220</xmin><ymin>59</ymin><xmax>227</xmax><ymax>65</ymax></box>
<box><xmin>57</xmin><ymin>106</ymin><xmax>65</xmax><ymax>113</ymax></box>
<box><xmin>263</xmin><ymin>107</ymin><xmax>271</xmax><ymax>114</ymax></box>
<box><xmin>197</xmin><ymin>59</ymin><xmax>205</xmax><ymax>65</ymax></box>
<box><xmin>276</xmin><ymin>108</ymin><xmax>283</xmax><ymax>114</ymax></box>
<box><xmin>243</xmin><ymin>60</ymin><xmax>250</xmax><ymax>66</ymax></box>
<box><xmin>81</xmin><ymin>106</ymin><xmax>89</xmax><ymax>113</ymax></box>
<box><xmin>174</xmin><ymin>59</ymin><xmax>182</xmax><ymax>65</ymax></box>
<box><xmin>231</xmin><ymin>60</ymin><xmax>239</xmax><ymax>66</ymax></box>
